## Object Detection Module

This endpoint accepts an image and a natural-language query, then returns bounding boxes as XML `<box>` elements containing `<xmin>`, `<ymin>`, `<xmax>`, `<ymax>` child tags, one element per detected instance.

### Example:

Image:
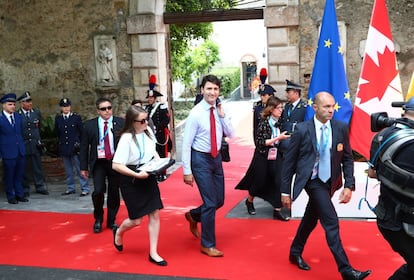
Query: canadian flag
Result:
<box><xmin>349</xmin><ymin>0</ymin><xmax>403</xmax><ymax>160</ymax></box>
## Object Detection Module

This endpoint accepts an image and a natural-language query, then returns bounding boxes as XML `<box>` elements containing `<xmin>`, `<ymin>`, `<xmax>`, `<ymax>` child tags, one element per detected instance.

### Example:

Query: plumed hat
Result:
<box><xmin>17</xmin><ymin>91</ymin><xmax>32</xmax><ymax>102</ymax></box>
<box><xmin>146</xmin><ymin>74</ymin><xmax>163</xmax><ymax>98</ymax></box>
<box><xmin>258</xmin><ymin>68</ymin><xmax>275</xmax><ymax>95</ymax></box>
<box><xmin>285</xmin><ymin>79</ymin><xmax>303</xmax><ymax>91</ymax></box>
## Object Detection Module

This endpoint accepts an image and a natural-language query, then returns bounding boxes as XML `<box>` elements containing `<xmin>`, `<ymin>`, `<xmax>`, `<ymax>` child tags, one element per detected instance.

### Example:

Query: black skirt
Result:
<box><xmin>235</xmin><ymin>149</ymin><xmax>283</xmax><ymax>208</ymax></box>
<box><xmin>120</xmin><ymin>166</ymin><xmax>163</xmax><ymax>219</ymax></box>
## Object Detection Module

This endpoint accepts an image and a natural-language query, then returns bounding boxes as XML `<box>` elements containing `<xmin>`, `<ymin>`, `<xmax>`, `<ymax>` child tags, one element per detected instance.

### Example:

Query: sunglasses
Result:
<box><xmin>98</xmin><ymin>106</ymin><xmax>112</xmax><ymax>111</ymax></box>
<box><xmin>134</xmin><ymin>119</ymin><xmax>147</xmax><ymax>124</ymax></box>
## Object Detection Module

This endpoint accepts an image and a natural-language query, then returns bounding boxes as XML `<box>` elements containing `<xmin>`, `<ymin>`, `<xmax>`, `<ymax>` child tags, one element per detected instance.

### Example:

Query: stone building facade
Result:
<box><xmin>0</xmin><ymin>0</ymin><xmax>413</xmax><ymax>122</ymax></box>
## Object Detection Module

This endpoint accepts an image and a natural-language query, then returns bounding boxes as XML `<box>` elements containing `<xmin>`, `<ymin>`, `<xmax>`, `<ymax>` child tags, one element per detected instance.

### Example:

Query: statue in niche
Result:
<box><xmin>97</xmin><ymin>43</ymin><xmax>115</xmax><ymax>83</ymax></box>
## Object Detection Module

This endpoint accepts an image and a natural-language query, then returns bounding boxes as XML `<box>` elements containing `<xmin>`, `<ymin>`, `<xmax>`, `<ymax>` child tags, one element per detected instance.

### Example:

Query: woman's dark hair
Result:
<box><xmin>261</xmin><ymin>95</ymin><xmax>282</xmax><ymax>119</ymax></box>
<box><xmin>120</xmin><ymin>105</ymin><xmax>152</xmax><ymax>139</ymax></box>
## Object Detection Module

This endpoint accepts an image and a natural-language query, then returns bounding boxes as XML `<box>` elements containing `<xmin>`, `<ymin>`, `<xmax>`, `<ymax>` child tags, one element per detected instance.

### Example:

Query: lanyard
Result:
<box><xmin>269</xmin><ymin>119</ymin><xmax>279</xmax><ymax>138</ymax></box>
<box><xmin>133</xmin><ymin>133</ymin><xmax>145</xmax><ymax>162</ymax></box>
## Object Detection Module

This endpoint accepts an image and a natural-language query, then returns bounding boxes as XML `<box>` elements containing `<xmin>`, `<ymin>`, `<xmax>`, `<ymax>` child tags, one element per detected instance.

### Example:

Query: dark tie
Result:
<box><xmin>64</xmin><ymin>115</ymin><xmax>68</xmax><ymax>120</ymax></box>
<box><xmin>104</xmin><ymin>121</ymin><xmax>112</xmax><ymax>160</ymax></box>
<box><xmin>10</xmin><ymin>115</ymin><xmax>14</xmax><ymax>126</ymax></box>
<box><xmin>318</xmin><ymin>124</ymin><xmax>330</xmax><ymax>182</ymax></box>
<box><xmin>287</xmin><ymin>103</ymin><xmax>293</xmax><ymax>117</ymax></box>
<box><xmin>26</xmin><ymin>112</ymin><xmax>30</xmax><ymax>119</ymax></box>
<box><xmin>210</xmin><ymin>107</ymin><xmax>218</xmax><ymax>158</ymax></box>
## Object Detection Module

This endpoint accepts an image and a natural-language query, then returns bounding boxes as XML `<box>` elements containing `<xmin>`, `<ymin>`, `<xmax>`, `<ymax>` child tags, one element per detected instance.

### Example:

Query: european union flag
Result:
<box><xmin>305</xmin><ymin>0</ymin><xmax>353</xmax><ymax>123</ymax></box>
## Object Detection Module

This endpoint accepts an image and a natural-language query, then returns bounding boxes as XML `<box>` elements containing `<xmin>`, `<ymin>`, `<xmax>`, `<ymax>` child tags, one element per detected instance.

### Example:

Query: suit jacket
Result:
<box><xmin>0</xmin><ymin>112</ymin><xmax>25</xmax><ymax>159</ymax></box>
<box><xmin>280</xmin><ymin>99</ymin><xmax>307</xmax><ymax>133</ymax></box>
<box><xmin>281</xmin><ymin>119</ymin><xmax>355</xmax><ymax>201</ymax></box>
<box><xmin>80</xmin><ymin>116</ymin><xmax>124</xmax><ymax>173</ymax></box>
<box><xmin>54</xmin><ymin>113</ymin><xmax>83</xmax><ymax>157</ymax></box>
<box><xmin>18</xmin><ymin>108</ymin><xmax>42</xmax><ymax>155</ymax></box>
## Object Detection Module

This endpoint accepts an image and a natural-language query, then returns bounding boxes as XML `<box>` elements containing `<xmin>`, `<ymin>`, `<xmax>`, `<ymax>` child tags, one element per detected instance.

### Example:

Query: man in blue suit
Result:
<box><xmin>281</xmin><ymin>92</ymin><xmax>371</xmax><ymax>280</ymax></box>
<box><xmin>0</xmin><ymin>93</ymin><xmax>27</xmax><ymax>204</ymax></box>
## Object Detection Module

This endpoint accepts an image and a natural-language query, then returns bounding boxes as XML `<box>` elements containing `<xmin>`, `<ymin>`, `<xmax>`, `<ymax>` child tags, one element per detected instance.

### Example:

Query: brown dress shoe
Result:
<box><xmin>200</xmin><ymin>246</ymin><xmax>224</xmax><ymax>257</ymax></box>
<box><xmin>185</xmin><ymin>212</ymin><xmax>200</xmax><ymax>238</ymax></box>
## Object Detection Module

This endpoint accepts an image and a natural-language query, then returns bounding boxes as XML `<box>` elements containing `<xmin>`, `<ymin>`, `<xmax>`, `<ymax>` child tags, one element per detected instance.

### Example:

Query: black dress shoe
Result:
<box><xmin>112</xmin><ymin>225</ymin><xmax>123</xmax><ymax>252</ymax></box>
<box><xmin>273</xmin><ymin>209</ymin><xmax>290</xmax><ymax>221</ymax></box>
<box><xmin>93</xmin><ymin>221</ymin><xmax>102</xmax><ymax>233</ymax></box>
<box><xmin>62</xmin><ymin>190</ymin><xmax>76</xmax><ymax>195</ymax></box>
<box><xmin>341</xmin><ymin>269</ymin><xmax>371</xmax><ymax>280</ymax></box>
<box><xmin>245</xmin><ymin>199</ymin><xmax>256</xmax><ymax>215</ymax></box>
<box><xmin>107</xmin><ymin>222</ymin><xmax>117</xmax><ymax>229</ymax></box>
<box><xmin>289</xmin><ymin>254</ymin><xmax>310</xmax><ymax>270</ymax></box>
<box><xmin>8</xmin><ymin>198</ymin><xmax>18</xmax><ymax>204</ymax></box>
<box><xmin>36</xmin><ymin>189</ymin><xmax>49</xmax><ymax>195</ymax></box>
<box><xmin>149</xmin><ymin>255</ymin><xmax>168</xmax><ymax>266</ymax></box>
<box><xmin>16</xmin><ymin>196</ymin><xmax>29</xmax><ymax>202</ymax></box>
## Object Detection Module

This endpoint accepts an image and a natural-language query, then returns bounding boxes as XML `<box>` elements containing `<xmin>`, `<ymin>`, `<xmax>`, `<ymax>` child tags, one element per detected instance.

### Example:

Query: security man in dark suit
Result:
<box><xmin>279</xmin><ymin>80</ymin><xmax>307</xmax><ymax>154</ymax></box>
<box><xmin>253</xmin><ymin>68</ymin><xmax>275</xmax><ymax>144</ymax></box>
<box><xmin>55</xmin><ymin>98</ymin><xmax>90</xmax><ymax>196</ymax></box>
<box><xmin>281</xmin><ymin>92</ymin><xmax>371</xmax><ymax>280</ymax></box>
<box><xmin>17</xmin><ymin>91</ymin><xmax>49</xmax><ymax>196</ymax></box>
<box><xmin>145</xmin><ymin>75</ymin><xmax>172</xmax><ymax>181</ymax></box>
<box><xmin>80</xmin><ymin>97</ymin><xmax>124</xmax><ymax>233</ymax></box>
<box><xmin>0</xmin><ymin>93</ymin><xmax>27</xmax><ymax>204</ymax></box>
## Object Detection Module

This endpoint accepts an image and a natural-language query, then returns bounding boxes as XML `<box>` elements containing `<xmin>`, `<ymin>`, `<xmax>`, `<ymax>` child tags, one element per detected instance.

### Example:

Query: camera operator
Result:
<box><xmin>368</xmin><ymin>97</ymin><xmax>414</xmax><ymax>280</ymax></box>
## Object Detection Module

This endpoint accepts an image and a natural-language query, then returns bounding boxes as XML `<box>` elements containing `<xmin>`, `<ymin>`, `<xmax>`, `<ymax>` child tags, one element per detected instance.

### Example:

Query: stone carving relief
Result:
<box><xmin>94</xmin><ymin>36</ymin><xmax>119</xmax><ymax>86</ymax></box>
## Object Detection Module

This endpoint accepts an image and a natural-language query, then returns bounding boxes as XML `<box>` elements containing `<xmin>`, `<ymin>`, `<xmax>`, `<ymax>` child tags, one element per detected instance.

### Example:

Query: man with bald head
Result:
<box><xmin>281</xmin><ymin>92</ymin><xmax>371</xmax><ymax>280</ymax></box>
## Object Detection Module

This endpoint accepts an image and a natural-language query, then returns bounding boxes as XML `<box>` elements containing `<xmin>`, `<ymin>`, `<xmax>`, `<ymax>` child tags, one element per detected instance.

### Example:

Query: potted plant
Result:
<box><xmin>40</xmin><ymin>115</ymin><xmax>65</xmax><ymax>180</ymax></box>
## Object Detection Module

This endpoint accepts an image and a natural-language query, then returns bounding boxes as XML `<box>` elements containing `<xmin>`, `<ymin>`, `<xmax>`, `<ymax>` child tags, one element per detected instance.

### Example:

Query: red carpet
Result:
<box><xmin>0</xmin><ymin>113</ymin><xmax>404</xmax><ymax>279</ymax></box>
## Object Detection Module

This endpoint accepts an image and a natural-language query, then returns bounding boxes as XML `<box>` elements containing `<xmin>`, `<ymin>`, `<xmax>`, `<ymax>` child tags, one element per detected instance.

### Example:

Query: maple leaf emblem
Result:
<box><xmin>358</xmin><ymin>46</ymin><xmax>398</xmax><ymax>104</ymax></box>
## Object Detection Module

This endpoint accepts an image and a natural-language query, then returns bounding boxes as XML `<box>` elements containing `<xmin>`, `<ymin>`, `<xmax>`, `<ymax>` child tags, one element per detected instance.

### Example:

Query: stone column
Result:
<box><xmin>264</xmin><ymin>0</ymin><xmax>300</xmax><ymax>99</ymax></box>
<box><xmin>127</xmin><ymin>0</ymin><xmax>169</xmax><ymax>103</ymax></box>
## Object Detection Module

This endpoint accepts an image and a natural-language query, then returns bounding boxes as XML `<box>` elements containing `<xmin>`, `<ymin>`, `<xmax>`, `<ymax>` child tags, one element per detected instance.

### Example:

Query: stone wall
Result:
<box><xmin>0</xmin><ymin>0</ymin><xmax>133</xmax><ymax>120</ymax></box>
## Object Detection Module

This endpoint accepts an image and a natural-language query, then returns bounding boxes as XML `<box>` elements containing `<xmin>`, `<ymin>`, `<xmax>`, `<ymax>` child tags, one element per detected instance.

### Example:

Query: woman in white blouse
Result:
<box><xmin>112</xmin><ymin>105</ymin><xmax>167</xmax><ymax>266</ymax></box>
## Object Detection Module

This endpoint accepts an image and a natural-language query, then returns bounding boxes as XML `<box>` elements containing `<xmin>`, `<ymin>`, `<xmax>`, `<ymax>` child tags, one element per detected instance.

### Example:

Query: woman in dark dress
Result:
<box><xmin>235</xmin><ymin>96</ymin><xmax>291</xmax><ymax>220</ymax></box>
<box><xmin>112</xmin><ymin>105</ymin><xmax>167</xmax><ymax>266</ymax></box>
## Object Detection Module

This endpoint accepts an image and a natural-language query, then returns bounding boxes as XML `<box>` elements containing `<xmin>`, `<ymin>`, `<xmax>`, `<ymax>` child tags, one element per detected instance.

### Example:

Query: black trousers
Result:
<box><xmin>91</xmin><ymin>159</ymin><xmax>120</xmax><ymax>225</ymax></box>
<box><xmin>378</xmin><ymin>224</ymin><xmax>414</xmax><ymax>280</ymax></box>
<box><xmin>290</xmin><ymin>178</ymin><xmax>352</xmax><ymax>273</ymax></box>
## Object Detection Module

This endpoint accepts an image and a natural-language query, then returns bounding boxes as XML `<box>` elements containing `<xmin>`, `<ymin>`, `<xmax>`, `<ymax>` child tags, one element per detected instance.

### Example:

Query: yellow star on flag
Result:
<box><xmin>344</xmin><ymin>91</ymin><xmax>350</xmax><ymax>100</ymax></box>
<box><xmin>334</xmin><ymin>102</ymin><xmax>341</xmax><ymax>112</ymax></box>
<box><xmin>338</xmin><ymin>46</ymin><xmax>344</xmax><ymax>55</ymax></box>
<box><xmin>324</xmin><ymin>39</ymin><xmax>332</xmax><ymax>48</ymax></box>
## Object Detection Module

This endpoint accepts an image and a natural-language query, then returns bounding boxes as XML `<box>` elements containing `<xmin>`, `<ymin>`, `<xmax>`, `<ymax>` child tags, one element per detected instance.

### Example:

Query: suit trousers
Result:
<box><xmin>23</xmin><ymin>152</ymin><xmax>45</xmax><ymax>191</ymax></box>
<box><xmin>190</xmin><ymin>149</ymin><xmax>225</xmax><ymax>248</ymax></box>
<box><xmin>3</xmin><ymin>156</ymin><xmax>25</xmax><ymax>200</ymax></box>
<box><xmin>290</xmin><ymin>178</ymin><xmax>352</xmax><ymax>273</ymax></box>
<box><xmin>62</xmin><ymin>155</ymin><xmax>89</xmax><ymax>193</ymax></box>
<box><xmin>92</xmin><ymin>159</ymin><xmax>120</xmax><ymax>225</ymax></box>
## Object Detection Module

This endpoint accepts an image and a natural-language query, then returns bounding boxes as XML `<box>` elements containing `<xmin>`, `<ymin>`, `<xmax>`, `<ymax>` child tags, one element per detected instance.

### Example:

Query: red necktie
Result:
<box><xmin>210</xmin><ymin>107</ymin><xmax>218</xmax><ymax>158</ymax></box>
<box><xmin>104</xmin><ymin>121</ymin><xmax>112</xmax><ymax>160</ymax></box>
